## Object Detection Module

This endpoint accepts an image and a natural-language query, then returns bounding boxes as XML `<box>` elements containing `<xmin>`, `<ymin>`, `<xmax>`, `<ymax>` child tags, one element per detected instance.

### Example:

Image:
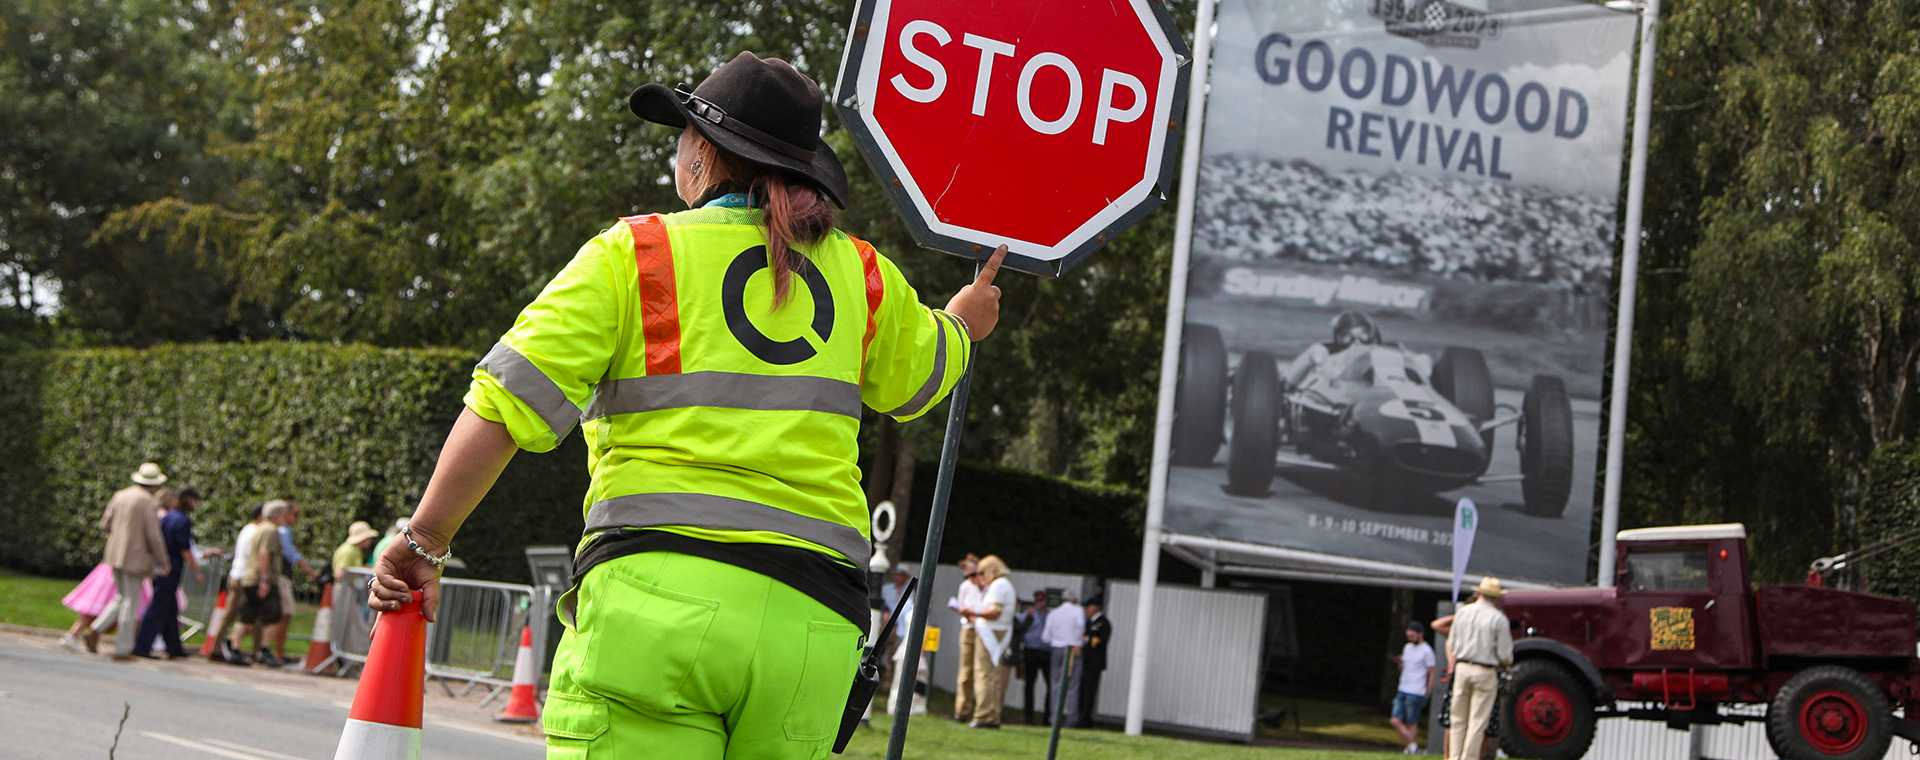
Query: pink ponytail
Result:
<box><xmin>753</xmin><ymin>173</ymin><xmax>837</xmax><ymax>306</ymax></box>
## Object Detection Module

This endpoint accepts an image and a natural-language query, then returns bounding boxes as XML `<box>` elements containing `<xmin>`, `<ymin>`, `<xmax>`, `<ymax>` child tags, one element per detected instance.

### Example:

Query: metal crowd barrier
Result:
<box><xmin>330</xmin><ymin>568</ymin><xmax>538</xmax><ymax>701</ymax></box>
<box><xmin>177</xmin><ymin>555</ymin><xmax>230</xmax><ymax>643</ymax></box>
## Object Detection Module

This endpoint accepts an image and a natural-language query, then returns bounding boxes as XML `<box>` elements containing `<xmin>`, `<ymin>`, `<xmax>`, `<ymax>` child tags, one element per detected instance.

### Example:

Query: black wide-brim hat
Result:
<box><xmin>630</xmin><ymin>52</ymin><xmax>850</xmax><ymax>208</ymax></box>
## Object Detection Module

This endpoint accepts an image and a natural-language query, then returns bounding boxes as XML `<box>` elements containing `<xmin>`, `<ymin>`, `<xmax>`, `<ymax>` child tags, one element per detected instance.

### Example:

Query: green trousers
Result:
<box><xmin>542</xmin><ymin>551</ymin><xmax>864</xmax><ymax>759</ymax></box>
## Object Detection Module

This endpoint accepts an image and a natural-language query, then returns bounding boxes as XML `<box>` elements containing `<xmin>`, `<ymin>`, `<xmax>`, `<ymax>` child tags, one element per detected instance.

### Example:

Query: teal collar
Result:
<box><xmin>703</xmin><ymin>192</ymin><xmax>753</xmax><ymax>209</ymax></box>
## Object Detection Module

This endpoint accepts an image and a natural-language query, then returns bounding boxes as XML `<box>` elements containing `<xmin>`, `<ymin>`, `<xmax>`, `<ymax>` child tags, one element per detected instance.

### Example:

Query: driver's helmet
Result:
<box><xmin>1330</xmin><ymin>311</ymin><xmax>1382</xmax><ymax>349</ymax></box>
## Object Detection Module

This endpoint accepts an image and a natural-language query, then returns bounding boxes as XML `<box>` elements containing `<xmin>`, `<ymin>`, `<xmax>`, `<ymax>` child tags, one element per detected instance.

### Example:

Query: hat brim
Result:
<box><xmin>628</xmin><ymin>83</ymin><xmax>851</xmax><ymax>209</ymax></box>
<box><xmin>132</xmin><ymin>472</ymin><xmax>167</xmax><ymax>486</ymax></box>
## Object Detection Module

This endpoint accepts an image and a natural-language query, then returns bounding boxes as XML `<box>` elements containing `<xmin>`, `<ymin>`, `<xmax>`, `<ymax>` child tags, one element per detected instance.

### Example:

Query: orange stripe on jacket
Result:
<box><xmin>849</xmin><ymin>236</ymin><xmax>886</xmax><ymax>356</ymax></box>
<box><xmin>623</xmin><ymin>215</ymin><xmax>681</xmax><ymax>375</ymax></box>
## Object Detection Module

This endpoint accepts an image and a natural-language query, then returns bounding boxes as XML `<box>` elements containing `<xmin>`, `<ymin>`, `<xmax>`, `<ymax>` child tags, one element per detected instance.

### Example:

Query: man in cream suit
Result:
<box><xmin>100</xmin><ymin>462</ymin><xmax>170</xmax><ymax>660</ymax></box>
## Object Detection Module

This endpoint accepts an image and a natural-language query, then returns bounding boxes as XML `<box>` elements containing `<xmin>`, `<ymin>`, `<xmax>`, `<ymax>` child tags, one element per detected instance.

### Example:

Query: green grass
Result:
<box><xmin>1256</xmin><ymin>694</ymin><xmax>1416</xmax><ymax>748</ymax></box>
<box><xmin>0</xmin><ymin>568</ymin><xmax>83</xmax><ymax>631</ymax></box>
<box><xmin>834</xmin><ymin>688</ymin><xmax>1408</xmax><ymax>760</ymax></box>
<box><xmin>839</xmin><ymin>714</ymin><xmax>1410</xmax><ymax>760</ymax></box>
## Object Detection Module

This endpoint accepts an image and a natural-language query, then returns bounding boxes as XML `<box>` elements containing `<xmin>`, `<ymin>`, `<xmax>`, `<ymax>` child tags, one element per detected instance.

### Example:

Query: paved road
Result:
<box><xmin>1166</xmin><ymin>384</ymin><xmax>1600</xmax><ymax>585</ymax></box>
<box><xmin>0</xmin><ymin>633</ymin><xmax>541</xmax><ymax>759</ymax></box>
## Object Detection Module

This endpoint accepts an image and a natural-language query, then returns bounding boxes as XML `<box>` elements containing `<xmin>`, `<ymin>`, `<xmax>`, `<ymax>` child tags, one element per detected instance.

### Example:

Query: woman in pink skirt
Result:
<box><xmin>60</xmin><ymin>561</ymin><xmax>116</xmax><ymax>653</ymax></box>
<box><xmin>62</xmin><ymin>489</ymin><xmax>185</xmax><ymax>653</ymax></box>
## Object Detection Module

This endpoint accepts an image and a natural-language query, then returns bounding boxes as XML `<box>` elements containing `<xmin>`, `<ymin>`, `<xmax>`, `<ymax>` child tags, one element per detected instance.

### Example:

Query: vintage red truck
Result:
<box><xmin>1495</xmin><ymin>524</ymin><xmax>1920</xmax><ymax>760</ymax></box>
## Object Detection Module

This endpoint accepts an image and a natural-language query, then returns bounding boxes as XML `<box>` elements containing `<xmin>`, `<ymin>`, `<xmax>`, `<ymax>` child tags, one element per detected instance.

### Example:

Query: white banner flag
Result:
<box><xmin>1451</xmin><ymin>497</ymin><xmax>1480</xmax><ymax>602</ymax></box>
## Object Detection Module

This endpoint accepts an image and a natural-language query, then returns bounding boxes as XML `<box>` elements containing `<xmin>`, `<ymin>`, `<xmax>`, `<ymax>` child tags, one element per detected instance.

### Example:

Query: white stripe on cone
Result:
<box><xmin>312</xmin><ymin>604</ymin><xmax>333</xmax><ymax>645</ymax></box>
<box><xmin>333</xmin><ymin>718</ymin><xmax>420</xmax><ymax>760</ymax></box>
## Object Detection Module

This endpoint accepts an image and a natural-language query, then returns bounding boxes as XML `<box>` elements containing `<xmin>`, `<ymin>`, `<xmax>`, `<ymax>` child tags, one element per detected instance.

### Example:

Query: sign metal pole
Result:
<box><xmin>1598</xmin><ymin>0</ymin><xmax>1661</xmax><ymax>589</ymax></box>
<box><xmin>1126</xmin><ymin>0</ymin><xmax>1217</xmax><ymax>736</ymax></box>
<box><xmin>1045</xmin><ymin>649</ymin><xmax>1077</xmax><ymax>760</ymax></box>
<box><xmin>885</xmin><ymin>262</ymin><xmax>984</xmax><ymax>760</ymax></box>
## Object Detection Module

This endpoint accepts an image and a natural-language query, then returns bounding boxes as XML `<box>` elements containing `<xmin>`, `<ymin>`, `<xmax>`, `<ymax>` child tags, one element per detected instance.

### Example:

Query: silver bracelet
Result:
<box><xmin>945</xmin><ymin>310</ymin><xmax>973</xmax><ymax>341</ymax></box>
<box><xmin>402</xmin><ymin>525</ymin><xmax>453</xmax><ymax>568</ymax></box>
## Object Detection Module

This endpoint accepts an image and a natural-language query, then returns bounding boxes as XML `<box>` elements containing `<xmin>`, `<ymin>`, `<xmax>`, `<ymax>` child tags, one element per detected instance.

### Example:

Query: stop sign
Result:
<box><xmin>834</xmin><ymin>0</ymin><xmax>1189</xmax><ymax>277</ymax></box>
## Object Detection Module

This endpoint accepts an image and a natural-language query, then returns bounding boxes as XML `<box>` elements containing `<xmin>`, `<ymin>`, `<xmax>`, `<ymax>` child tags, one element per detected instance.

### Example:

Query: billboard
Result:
<box><xmin>1161</xmin><ymin>0</ymin><xmax>1635</xmax><ymax>584</ymax></box>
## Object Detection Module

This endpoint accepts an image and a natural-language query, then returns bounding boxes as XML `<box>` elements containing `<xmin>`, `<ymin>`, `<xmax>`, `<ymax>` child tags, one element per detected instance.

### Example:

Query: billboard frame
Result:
<box><xmin>1124</xmin><ymin>0</ymin><xmax>1655</xmax><ymax>737</ymax></box>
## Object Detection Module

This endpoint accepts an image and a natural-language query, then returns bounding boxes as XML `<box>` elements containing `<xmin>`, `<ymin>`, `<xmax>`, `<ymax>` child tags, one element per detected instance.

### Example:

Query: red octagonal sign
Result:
<box><xmin>835</xmin><ymin>0</ymin><xmax>1189</xmax><ymax>277</ymax></box>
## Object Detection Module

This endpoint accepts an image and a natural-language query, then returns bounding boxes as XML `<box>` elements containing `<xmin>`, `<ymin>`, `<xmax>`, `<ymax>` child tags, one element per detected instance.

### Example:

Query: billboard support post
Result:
<box><xmin>1126</xmin><ymin>0</ymin><xmax>1217</xmax><ymax>737</ymax></box>
<box><xmin>1598</xmin><ymin>0</ymin><xmax>1661</xmax><ymax>589</ymax></box>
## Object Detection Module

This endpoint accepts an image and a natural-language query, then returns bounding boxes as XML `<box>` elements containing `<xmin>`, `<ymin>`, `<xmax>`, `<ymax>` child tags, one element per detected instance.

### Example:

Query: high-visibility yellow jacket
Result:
<box><xmin>464</xmin><ymin>205</ymin><xmax>970</xmax><ymax>569</ymax></box>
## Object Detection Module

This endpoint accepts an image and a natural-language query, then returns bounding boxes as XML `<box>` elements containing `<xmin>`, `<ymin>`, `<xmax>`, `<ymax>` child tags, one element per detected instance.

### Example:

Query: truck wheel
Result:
<box><xmin>1499</xmin><ymin>660</ymin><xmax>1596</xmax><ymax>760</ymax></box>
<box><xmin>1172</xmin><ymin>324</ymin><xmax>1228</xmax><ymax>466</ymax></box>
<box><xmin>1226</xmin><ymin>351</ymin><xmax>1281</xmax><ymax>496</ymax></box>
<box><xmin>1519</xmin><ymin>375</ymin><xmax>1574</xmax><ymax>517</ymax></box>
<box><xmin>1767</xmin><ymin>665</ymin><xmax>1893</xmax><ymax>760</ymax></box>
<box><xmin>1434</xmin><ymin>347</ymin><xmax>1496</xmax><ymax>475</ymax></box>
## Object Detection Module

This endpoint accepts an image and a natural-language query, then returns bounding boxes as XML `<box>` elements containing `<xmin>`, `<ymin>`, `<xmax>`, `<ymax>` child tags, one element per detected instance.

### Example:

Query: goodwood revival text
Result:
<box><xmin>1255</xmin><ymin>33</ymin><xmax>1596</xmax><ymax>182</ymax></box>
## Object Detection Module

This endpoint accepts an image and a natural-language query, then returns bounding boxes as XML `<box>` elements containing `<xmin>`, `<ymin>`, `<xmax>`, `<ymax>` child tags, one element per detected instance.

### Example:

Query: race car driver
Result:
<box><xmin>1284</xmin><ymin>310</ymin><xmax>1383</xmax><ymax>388</ymax></box>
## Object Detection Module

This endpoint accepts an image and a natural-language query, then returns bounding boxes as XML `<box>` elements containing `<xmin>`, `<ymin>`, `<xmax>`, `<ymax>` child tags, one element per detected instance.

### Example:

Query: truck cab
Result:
<box><xmin>1493</xmin><ymin>523</ymin><xmax>1920</xmax><ymax>760</ymax></box>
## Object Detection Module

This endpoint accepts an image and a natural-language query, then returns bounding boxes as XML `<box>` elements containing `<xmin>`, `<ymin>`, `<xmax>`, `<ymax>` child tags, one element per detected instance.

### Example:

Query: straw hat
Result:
<box><xmin>345</xmin><ymin>521</ymin><xmax>380</xmax><ymax>545</ymax></box>
<box><xmin>130</xmin><ymin>462</ymin><xmax>168</xmax><ymax>486</ymax></box>
<box><xmin>1476</xmin><ymin>576</ymin><xmax>1506</xmax><ymax>599</ymax></box>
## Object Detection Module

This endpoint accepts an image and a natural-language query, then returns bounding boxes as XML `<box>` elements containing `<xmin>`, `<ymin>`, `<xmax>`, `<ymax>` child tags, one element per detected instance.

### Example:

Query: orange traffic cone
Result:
<box><xmin>199</xmin><ymin>589</ymin><xmax>228</xmax><ymax>656</ymax></box>
<box><xmin>334</xmin><ymin>590</ymin><xmax>426</xmax><ymax>760</ymax></box>
<box><xmin>303</xmin><ymin>582</ymin><xmax>336</xmax><ymax>674</ymax></box>
<box><xmin>494</xmin><ymin>625</ymin><xmax>541</xmax><ymax>723</ymax></box>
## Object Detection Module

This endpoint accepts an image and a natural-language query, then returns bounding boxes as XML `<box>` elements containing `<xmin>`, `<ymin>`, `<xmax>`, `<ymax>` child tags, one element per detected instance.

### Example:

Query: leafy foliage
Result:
<box><xmin>0</xmin><ymin>344</ymin><xmax>588</xmax><ymax>582</ymax></box>
<box><xmin>1620</xmin><ymin>0</ymin><xmax>1920</xmax><ymax>587</ymax></box>
<box><xmin>897</xmin><ymin>461</ymin><xmax>1148</xmax><ymax>580</ymax></box>
<box><xmin>0</xmin><ymin>344</ymin><xmax>1144</xmax><ymax>584</ymax></box>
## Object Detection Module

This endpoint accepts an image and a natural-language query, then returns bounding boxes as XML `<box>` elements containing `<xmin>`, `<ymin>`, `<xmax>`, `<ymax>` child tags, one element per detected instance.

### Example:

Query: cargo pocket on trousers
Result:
<box><xmin>783</xmin><ymin>619</ymin><xmax>862</xmax><ymax>742</ymax></box>
<box><xmin>583</xmin><ymin>569</ymin><xmax>720</xmax><ymax>713</ymax></box>
<box><xmin>543</xmin><ymin>692</ymin><xmax>610</xmax><ymax>759</ymax></box>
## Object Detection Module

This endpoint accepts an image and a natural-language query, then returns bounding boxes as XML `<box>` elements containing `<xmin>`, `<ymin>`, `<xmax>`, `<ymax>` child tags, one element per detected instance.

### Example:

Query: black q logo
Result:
<box><xmin>722</xmin><ymin>246</ymin><xmax>835</xmax><ymax>365</ymax></box>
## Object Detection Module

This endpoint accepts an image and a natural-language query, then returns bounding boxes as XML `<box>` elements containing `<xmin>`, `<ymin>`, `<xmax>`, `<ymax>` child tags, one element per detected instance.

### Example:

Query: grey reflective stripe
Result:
<box><xmin>585</xmin><ymin>372</ymin><xmax>860</xmax><ymax>420</ymax></box>
<box><xmin>476</xmin><ymin>342</ymin><xmax>582</xmax><ymax>439</ymax></box>
<box><xmin>587</xmin><ymin>492</ymin><xmax>871</xmax><ymax>566</ymax></box>
<box><xmin>882</xmin><ymin>310</ymin><xmax>952</xmax><ymax>418</ymax></box>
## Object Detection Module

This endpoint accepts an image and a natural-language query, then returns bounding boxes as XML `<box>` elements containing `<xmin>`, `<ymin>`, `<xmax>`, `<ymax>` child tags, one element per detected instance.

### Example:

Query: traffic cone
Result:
<box><xmin>303</xmin><ymin>582</ymin><xmax>336</xmax><ymax>674</ymax></box>
<box><xmin>334</xmin><ymin>590</ymin><xmax>426</xmax><ymax>760</ymax></box>
<box><xmin>199</xmin><ymin>589</ymin><xmax>228</xmax><ymax>656</ymax></box>
<box><xmin>494</xmin><ymin>625</ymin><xmax>540</xmax><ymax>723</ymax></box>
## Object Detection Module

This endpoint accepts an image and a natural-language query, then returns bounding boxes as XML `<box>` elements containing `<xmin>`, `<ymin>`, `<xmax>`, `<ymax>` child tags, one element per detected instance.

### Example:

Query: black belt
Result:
<box><xmin>1459</xmin><ymin>659</ymin><xmax>1499</xmax><ymax>668</ymax></box>
<box><xmin>572</xmin><ymin>529</ymin><xmax>868</xmax><ymax>628</ymax></box>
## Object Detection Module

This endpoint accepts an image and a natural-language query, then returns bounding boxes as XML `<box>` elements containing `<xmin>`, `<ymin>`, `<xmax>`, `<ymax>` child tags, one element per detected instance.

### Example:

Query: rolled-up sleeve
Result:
<box><xmin>466</xmin><ymin>227</ymin><xmax>626</xmax><ymax>452</ymax></box>
<box><xmin>859</xmin><ymin>250</ymin><xmax>972</xmax><ymax>422</ymax></box>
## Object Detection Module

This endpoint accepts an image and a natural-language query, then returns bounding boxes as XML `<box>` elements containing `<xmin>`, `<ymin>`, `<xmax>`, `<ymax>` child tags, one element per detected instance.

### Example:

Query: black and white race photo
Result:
<box><xmin>1158</xmin><ymin>0</ymin><xmax>1638</xmax><ymax>585</ymax></box>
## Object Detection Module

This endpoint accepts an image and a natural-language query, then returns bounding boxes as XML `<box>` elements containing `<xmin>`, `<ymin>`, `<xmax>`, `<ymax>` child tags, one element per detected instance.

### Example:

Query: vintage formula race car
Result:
<box><xmin>1171</xmin><ymin>322</ymin><xmax>1575</xmax><ymax>516</ymax></box>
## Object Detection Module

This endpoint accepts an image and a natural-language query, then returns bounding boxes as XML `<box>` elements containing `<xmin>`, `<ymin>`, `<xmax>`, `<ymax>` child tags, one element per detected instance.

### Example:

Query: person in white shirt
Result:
<box><xmin>208</xmin><ymin>503</ymin><xmax>263</xmax><ymax>664</ymax></box>
<box><xmin>966</xmin><ymin>555</ymin><xmax>1017</xmax><ymax>728</ymax></box>
<box><xmin>952</xmin><ymin>555</ymin><xmax>983</xmax><ymax>723</ymax></box>
<box><xmin>1042</xmin><ymin>591</ymin><xmax>1087</xmax><ymax>728</ymax></box>
<box><xmin>1390</xmin><ymin>620</ymin><xmax>1438</xmax><ymax>754</ymax></box>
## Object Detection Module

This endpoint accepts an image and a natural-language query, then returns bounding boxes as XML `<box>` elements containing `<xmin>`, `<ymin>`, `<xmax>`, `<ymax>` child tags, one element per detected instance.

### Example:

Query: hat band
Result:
<box><xmin>715</xmin><ymin>114</ymin><xmax>816</xmax><ymax>163</ymax></box>
<box><xmin>680</xmin><ymin>87</ymin><xmax>817</xmax><ymax>163</ymax></box>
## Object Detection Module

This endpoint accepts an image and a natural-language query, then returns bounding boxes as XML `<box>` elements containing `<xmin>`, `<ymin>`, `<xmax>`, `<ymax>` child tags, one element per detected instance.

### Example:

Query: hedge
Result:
<box><xmin>0</xmin><ymin>343</ymin><xmax>1149</xmax><ymax>586</ymax></box>
<box><xmin>899</xmin><ymin>461</ymin><xmax>1149</xmax><ymax>580</ymax></box>
<box><xmin>0</xmin><ymin>344</ymin><xmax>587</xmax><ymax>583</ymax></box>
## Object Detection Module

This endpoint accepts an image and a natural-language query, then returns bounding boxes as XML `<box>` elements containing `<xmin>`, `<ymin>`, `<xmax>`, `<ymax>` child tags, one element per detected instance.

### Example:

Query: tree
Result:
<box><xmin>0</xmin><ymin>0</ymin><xmax>255</xmax><ymax>346</ymax></box>
<box><xmin>1620</xmin><ymin>0</ymin><xmax>1918</xmax><ymax>583</ymax></box>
